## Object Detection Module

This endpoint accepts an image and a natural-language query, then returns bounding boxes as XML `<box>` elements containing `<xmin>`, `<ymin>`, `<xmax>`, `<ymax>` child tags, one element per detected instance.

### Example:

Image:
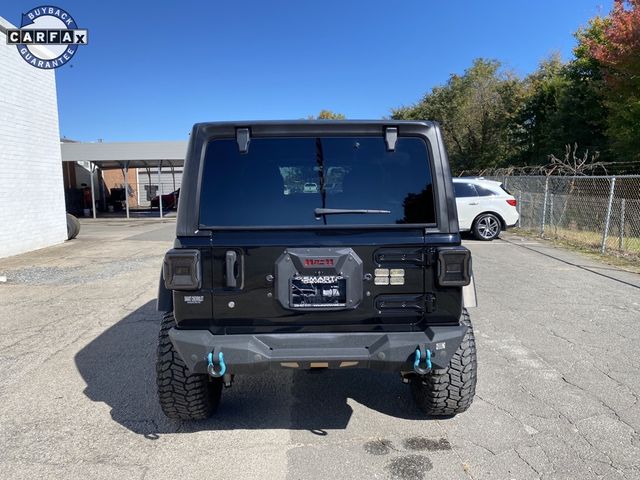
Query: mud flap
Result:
<box><xmin>156</xmin><ymin>270</ymin><xmax>173</xmax><ymax>312</ymax></box>
<box><xmin>462</xmin><ymin>273</ymin><xmax>477</xmax><ymax>308</ymax></box>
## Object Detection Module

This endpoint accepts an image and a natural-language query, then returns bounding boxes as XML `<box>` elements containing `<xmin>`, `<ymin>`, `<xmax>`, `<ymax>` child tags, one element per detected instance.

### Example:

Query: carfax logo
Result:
<box><xmin>5</xmin><ymin>5</ymin><xmax>88</xmax><ymax>69</ymax></box>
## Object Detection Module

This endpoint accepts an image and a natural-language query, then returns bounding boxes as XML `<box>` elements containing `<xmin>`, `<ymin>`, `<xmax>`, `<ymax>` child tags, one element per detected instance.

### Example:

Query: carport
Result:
<box><xmin>61</xmin><ymin>141</ymin><xmax>187</xmax><ymax>219</ymax></box>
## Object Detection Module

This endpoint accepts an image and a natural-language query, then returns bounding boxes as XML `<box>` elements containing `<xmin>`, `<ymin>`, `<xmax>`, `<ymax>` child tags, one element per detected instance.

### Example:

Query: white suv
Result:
<box><xmin>453</xmin><ymin>178</ymin><xmax>519</xmax><ymax>240</ymax></box>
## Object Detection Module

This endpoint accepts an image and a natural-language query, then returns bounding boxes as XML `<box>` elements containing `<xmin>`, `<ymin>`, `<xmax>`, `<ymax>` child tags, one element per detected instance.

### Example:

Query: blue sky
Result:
<box><xmin>4</xmin><ymin>1</ymin><xmax>612</xmax><ymax>141</ymax></box>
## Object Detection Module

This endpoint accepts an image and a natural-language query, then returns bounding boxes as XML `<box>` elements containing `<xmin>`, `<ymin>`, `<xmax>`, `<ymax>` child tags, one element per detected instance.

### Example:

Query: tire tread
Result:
<box><xmin>156</xmin><ymin>312</ymin><xmax>221</xmax><ymax>420</ymax></box>
<box><xmin>410</xmin><ymin>309</ymin><xmax>477</xmax><ymax>416</ymax></box>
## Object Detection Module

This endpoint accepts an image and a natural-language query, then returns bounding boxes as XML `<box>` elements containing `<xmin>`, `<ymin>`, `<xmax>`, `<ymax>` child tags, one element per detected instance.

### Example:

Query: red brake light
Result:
<box><xmin>506</xmin><ymin>199</ymin><xmax>517</xmax><ymax>207</ymax></box>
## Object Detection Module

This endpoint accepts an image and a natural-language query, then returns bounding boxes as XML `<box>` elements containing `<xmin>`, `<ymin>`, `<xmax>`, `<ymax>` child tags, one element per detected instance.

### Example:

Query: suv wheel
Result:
<box><xmin>156</xmin><ymin>312</ymin><xmax>222</xmax><ymax>420</ymax></box>
<box><xmin>410</xmin><ymin>309</ymin><xmax>477</xmax><ymax>416</ymax></box>
<box><xmin>472</xmin><ymin>213</ymin><xmax>501</xmax><ymax>241</ymax></box>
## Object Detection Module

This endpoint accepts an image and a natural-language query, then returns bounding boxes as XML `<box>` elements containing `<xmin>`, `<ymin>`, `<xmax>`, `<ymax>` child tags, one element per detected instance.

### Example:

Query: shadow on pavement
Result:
<box><xmin>75</xmin><ymin>301</ymin><xmax>426</xmax><ymax>437</ymax></box>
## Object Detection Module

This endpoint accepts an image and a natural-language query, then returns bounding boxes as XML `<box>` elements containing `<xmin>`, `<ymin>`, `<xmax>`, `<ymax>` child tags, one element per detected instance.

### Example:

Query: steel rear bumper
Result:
<box><xmin>169</xmin><ymin>326</ymin><xmax>468</xmax><ymax>375</ymax></box>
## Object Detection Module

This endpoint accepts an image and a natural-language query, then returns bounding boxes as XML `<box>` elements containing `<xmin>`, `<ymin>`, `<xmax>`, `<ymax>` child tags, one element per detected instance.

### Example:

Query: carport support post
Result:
<box><xmin>90</xmin><ymin>162</ymin><xmax>97</xmax><ymax>219</ymax></box>
<box><xmin>124</xmin><ymin>162</ymin><xmax>130</xmax><ymax>220</ymax></box>
<box><xmin>158</xmin><ymin>161</ymin><xmax>163</xmax><ymax>220</ymax></box>
<box><xmin>100</xmin><ymin>169</ymin><xmax>107</xmax><ymax>212</ymax></box>
<box><xmin>171</xmin><ymin>166</ymin><xmax>176</xmax><ymax>208</ymax></box>
<box><xmin>541</xmin><ymin>177</ymin><xmax>549</xmax><ymax>236</ymax></box>
<box><xmin>601</xmin><ymin>176</ymin><xmax>616</xmax><ymax>254</ymax></box>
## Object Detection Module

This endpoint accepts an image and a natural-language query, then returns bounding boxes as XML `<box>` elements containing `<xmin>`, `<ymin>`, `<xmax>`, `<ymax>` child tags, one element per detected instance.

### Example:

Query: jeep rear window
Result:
<box><xmin>199</xmin><ymin>136</ymin><xmax>436</xmax><ymax>227</ymax></box>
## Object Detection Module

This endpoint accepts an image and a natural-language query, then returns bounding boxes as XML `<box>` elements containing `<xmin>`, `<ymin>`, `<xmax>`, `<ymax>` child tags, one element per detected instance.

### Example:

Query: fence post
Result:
<box><xmin>619</xmin><ymin>198</ymin><xmax>626</xmax><ymax>251</ymax></box>
<box><xmin>601</xmin><ymin>176</ymin><xmax>616</xmax><ymax>254</ymax></box>
<box><xmin>541</xmin><ymin>177</ymin><xmax>549</xmax><ymax>236</ymax></box>
<box><xmin>549</xmin><ymin>193</ymin><xmax>554</xmax><ymax>230</ymax></box>
<box><xmin>517</xmin><ymin>191</ymin><xmax>522</xmax><ymax>227</ymax></box>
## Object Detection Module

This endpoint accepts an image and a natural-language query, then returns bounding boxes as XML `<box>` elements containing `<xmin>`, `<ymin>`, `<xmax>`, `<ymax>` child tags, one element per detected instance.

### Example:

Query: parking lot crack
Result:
<box><xmin>546</xmin><ymin>328</ymin><xmax>576</xmax><ymax>348</ymax></box>
<box><xmin>476</xmin><ymin>394</ymin><xmax>529</xmax><ymax>427</ymax></box>
<box><xmin>435</xmin><ymin>420</ymin><xmax>476</xmax><ymax>479</ymax></box>
<box><xmin>465</xmin><ymin>439</ymin><xmax>498</xmax><ymax>456</ymax></box>
<box><xmin>518</xmin><ymin>382</ymin><xmax>632</xmax><ymax>474</ymax></box>
<box><xmin>123</xmin><ymin>288</ymin><xmax>153</xmax><ymax>310</ymax></box>
<box><xmin>514</xmin><ymin>448</ymin><xmax>542</xmax><ymax>477</ymax></box>
<box><xmin>560</xmin><ymin>375</ymin><xmax>639</xmax><ymax>436</ymax></box>
<box><xmin>590</xmin><ymin>364</ymin><xmax>640</xmax><ymax>410</ymax></box>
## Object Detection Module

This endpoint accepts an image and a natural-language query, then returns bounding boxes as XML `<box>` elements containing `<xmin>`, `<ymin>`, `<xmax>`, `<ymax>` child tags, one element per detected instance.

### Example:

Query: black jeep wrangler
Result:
<box><xmin>157</xmin><ymin>121</ymin><xmax>477</xmax><ymax>420</ymax></box>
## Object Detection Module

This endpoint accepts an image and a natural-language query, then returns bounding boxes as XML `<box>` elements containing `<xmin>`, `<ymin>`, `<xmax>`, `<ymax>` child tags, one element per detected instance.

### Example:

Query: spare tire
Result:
<box><xmin>66</xmin><ymin>213</ymin><xmax>80</xmax><ymax>240</ymax></box>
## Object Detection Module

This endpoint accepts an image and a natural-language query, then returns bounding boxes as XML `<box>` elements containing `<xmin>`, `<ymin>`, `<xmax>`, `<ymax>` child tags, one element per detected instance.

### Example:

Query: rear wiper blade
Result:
<box><xmin>314</xmin><ymin>208</ymin><xmax>391</xmax><ymax>216</ymax></box>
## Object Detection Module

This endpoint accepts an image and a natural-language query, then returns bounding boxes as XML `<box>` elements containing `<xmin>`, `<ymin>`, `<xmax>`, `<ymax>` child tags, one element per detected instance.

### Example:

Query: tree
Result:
<box><xmin>513</xmin><ymin>49</ymin><xmax>609</xmax><ymax>166</ymax></box>
<box><xmin>308</xmin><ymin>110</ymin><xmax>346</xmax><ymax>120</ymax></box>
<box><xmin>587</xmin><ymin>0</ymin><xmax>640</xmax><ymax>162</ymax></box>
<box><xmin>392</xmin><ymin>59</ymin><xmax>524</xmax><ymax>172</ymax></box>
<box><xmin>512</xmin><ymin>55</ymin><xmax>568</xmax><ymax>164</ymax></box>
<box><xmin>390</xmin><ymin>3</ymin><xmax>640</xmax><ymax>174</ymax></box>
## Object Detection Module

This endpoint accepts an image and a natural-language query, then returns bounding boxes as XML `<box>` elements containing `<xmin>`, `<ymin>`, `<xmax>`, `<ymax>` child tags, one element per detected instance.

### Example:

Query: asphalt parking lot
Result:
<box><xmin>1</xmin><ymin>219</ymin><xmax>639</xmax><ymax>480</ymax></box>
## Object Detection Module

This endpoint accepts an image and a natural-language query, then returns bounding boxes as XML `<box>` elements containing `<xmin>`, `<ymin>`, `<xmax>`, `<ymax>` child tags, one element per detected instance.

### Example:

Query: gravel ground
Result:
<box><xmin>0</xmin><ymin>219</ymin><xmax>639</xmax><ymax>480</ymax></box>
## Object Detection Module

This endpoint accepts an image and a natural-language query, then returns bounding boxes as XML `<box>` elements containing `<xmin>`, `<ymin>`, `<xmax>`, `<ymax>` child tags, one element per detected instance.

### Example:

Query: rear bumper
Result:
<box><xmin>168</xmin><ymin>325</ymin><xmax>468</xmax><ymax>375</ymax></box>
<box><xmin>504</xmin><ymin>210</ymin><xmax>519</xmax><ymax>228</ymax></box>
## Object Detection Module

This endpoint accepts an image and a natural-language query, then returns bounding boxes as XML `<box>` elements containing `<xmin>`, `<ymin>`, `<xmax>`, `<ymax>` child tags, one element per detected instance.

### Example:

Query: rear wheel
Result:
<box><xmin>472</xmin><ymin>213</ymin><xmax>501</xmax><ymax>241</ymax></box>
<box><xmin>156</xmin><ymin>312</ymin><xmax>222</xmax><ymax>420</ymax></box>
<box><xmin>410</xmin><ymin>309</ymin><xmax>477</xmax><ymax>416</ymax></box>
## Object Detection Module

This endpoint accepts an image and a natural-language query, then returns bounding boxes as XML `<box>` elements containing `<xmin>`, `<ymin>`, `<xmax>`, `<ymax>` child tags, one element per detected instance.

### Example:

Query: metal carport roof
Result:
<box><xmin>60</xmin><ymin>141</ymin><xmax>188</xmax><ymax>219</ymax></box>
<box><xmin>61</xmin><ymin>141</ymin><xmax>187</xmax><ymax>169</ymax></box>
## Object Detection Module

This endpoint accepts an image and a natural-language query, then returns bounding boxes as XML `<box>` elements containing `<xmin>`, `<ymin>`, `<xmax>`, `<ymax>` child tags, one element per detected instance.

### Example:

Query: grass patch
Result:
<box><xmin>544</xmin><ymin>227</ymin><xmax>640</xmax><ymax>253</ymax></box>
<box><xmin>511</xmin><ymin>227</ymin><xmax>640</xmax><ymax>274</ymax></box>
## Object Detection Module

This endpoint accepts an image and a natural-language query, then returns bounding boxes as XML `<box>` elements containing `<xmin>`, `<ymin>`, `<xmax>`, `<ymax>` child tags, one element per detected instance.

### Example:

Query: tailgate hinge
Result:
<box><xmin>236</xmin><ymin>127</ymin><xmax>251</xmax><ymax>154</ymax></box>
<box><xmin>384</xmin><ymin>127</ymin><xmax>398</xmax><ymax>151</ymax></box>
<box><xmin>425</xmin><ymin>293</ymin><xmax>436</xmax><ymax>313</ymax></box>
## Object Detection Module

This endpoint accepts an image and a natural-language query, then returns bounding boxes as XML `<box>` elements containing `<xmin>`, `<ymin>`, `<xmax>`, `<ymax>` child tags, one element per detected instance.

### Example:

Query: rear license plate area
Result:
<box><xmin>290</xmin><ymin>275</ymin><xmax>346</xmax><ymax>308</ymax></box>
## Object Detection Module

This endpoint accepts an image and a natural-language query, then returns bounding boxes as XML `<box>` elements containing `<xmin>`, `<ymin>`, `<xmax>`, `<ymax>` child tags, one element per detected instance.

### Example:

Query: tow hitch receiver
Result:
<box><xmin>207</xmin><ymin>350</ymin><xmax>226</xmax><ymax>378</ymax></box>
<box><xmin>413</xmin><ymin>345</ymin><xmax>432</xmax><ymax>375</ymax></box>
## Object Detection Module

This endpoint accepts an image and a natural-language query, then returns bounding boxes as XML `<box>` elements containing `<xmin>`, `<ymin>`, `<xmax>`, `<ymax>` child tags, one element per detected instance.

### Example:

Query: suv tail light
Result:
<box><xmin>506</xmin><ymin>199</ymin><xmax>517</xmax><ymax>207</ymax></box>
<box><xmin>163</xmin><ymin>249</ymin><xmax>201</xmax><ymax>290</ymax></box>
<box><xmin>437</xmin><ymin>247</ymin><xmax>471</xmax><ymax>287</ymax></box>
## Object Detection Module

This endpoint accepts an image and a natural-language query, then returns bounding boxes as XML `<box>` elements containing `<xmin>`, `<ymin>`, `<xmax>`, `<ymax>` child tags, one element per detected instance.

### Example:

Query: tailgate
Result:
<box><xmin>205</xmin><ymin>230</ymin><xmax>461</xmax><ymax>334</ymax></box>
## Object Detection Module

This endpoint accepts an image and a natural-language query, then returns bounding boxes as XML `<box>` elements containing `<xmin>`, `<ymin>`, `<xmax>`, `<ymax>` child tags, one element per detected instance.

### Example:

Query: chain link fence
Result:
<box><xmin>487</xmin><ymin>175</ymin><xmax>640</xmax><ymax>258</ymax></box>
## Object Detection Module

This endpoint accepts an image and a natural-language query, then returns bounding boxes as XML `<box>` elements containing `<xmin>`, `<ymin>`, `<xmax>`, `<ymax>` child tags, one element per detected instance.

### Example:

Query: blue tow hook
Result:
<box><xmin>413</xmin><ymin>347</ymin><xmax>432</xmax><ymax>375</ymax></box>
<box><xmin>207</xmin><ymin>351</ymin><xmax>226</xmax><ymax>378</ymax></box>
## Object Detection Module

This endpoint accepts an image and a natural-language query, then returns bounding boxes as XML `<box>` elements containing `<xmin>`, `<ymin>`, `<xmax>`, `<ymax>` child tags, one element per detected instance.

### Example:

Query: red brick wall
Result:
<box><xmin>102</xmin><ymin>168</ymin><xmax>139</xmax><ymax>207</ymax></box>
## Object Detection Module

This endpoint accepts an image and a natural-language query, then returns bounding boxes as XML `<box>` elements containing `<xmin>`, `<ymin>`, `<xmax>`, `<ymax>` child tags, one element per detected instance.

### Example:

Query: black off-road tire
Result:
<box><xmin>66</xmin><ymin>213</ymin><xmax>80</xmax><ymax>240</ymax></box>
<box><xmin>472</xmin><ymin>213</ymin><xmax>501</xmax><ymax>241</ymax></box>
<box><xmin>156</xmin><ymin>312</ymin><xmax>222</xmax><ymax>420</ymax></box>
<box><xmin>410</xmin><ymin>309</ymin><xmax>477</xmax><ymax>416</ymax></box>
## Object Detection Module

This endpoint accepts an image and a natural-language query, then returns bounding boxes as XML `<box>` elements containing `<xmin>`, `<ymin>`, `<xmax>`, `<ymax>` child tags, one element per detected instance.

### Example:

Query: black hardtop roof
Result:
<box><xmin>189</xmin><ymin>120</ymin><xmax>439</xmax><ymax>142</ymax></box>
<box><xmin>192</xmin><ymin>119</ymin><xmax>435</xmax><ymax>129</ymax></box>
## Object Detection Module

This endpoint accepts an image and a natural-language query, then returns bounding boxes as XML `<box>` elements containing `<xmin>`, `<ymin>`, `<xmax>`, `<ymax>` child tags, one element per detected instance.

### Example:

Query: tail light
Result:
<box><xmin>506</xmin><ymin>199</ymin><xmax>517</xmax><ymax>207</ymax></box>
<box><xmin>163</xmin><ymin>249</ymin><xmax>201</xmax><ymax>290</ymax></box>
<box><xmin>437</xmin><ymin>247</ymin><xmax>471</xmax><ymax>287</ymax></box>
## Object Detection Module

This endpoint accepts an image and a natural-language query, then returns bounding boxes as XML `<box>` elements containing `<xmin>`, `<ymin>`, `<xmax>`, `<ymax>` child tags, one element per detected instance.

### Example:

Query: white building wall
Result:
<box><xmin>0</xmin><ymin>18</ymin><xmax>67</xmax><ymax>258</ymax></box>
